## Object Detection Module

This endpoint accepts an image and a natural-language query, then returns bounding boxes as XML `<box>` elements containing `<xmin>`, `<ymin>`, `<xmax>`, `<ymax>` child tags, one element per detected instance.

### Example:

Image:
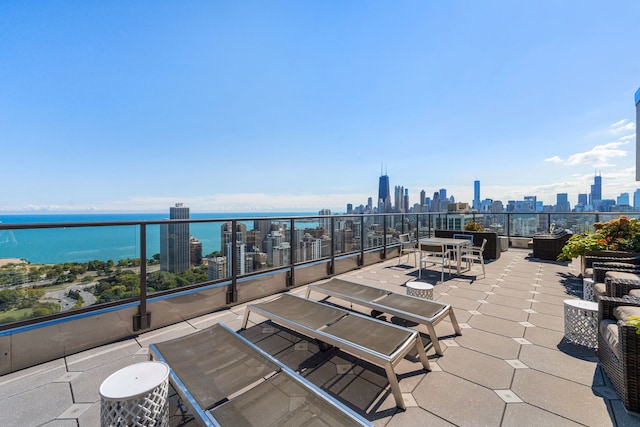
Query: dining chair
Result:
<box><xmin>461</xmin><ymin>238</ymin><xmax>487</xmax><ymax>278</ymax></box>
<box><xmin>397</xmin><ymin>233</ymin><xmax>419</xmax><ymax>266</ymax></box>
<box><xmin>418</xmin><ymin>242</ymin><xmax>452</xmax><ymax>282</ymax></box>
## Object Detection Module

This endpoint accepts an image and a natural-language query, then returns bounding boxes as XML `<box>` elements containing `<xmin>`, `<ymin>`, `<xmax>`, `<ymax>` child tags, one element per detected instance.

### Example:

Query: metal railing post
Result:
<box><xmin>133</xmin><ymin>224</ymin><xmax>151</xmax><ymax>331</ymax></box>
<box><xmin>227</xmin><ymin>220</ymin><xmax>238</xmax><ymax>304</ymax></box>
<box><xmin>287</xmin><ymin>218</ymin><xmax>295</xmax><ymax>287</ymax></box>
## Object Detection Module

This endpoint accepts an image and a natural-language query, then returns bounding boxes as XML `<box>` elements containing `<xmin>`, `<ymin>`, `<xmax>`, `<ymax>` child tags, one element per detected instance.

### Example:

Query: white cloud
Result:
<box><xmin>610</xmin><ymin>119</ymin><xmax>635</xmax><ymax>134</ymax></box>
<box><xmin>564</xmin><ymin>141</ymin><xmax>628</xmax><ymax>166</ymax></box>
<box><xmin>544</xmin><ymin>156</ymin><xmax>563</xmax><ymax>163</ymax></box>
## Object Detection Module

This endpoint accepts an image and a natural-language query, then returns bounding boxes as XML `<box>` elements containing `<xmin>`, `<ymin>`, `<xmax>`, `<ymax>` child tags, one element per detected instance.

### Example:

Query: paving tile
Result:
<box><xmin>385</xmin><ymin>407</ymin><xmax>456</xmax><ymax>427</ymax></box>
<box><xmin>468</xmin><ymin>314</ymin><xmax>526</xmax><ymax>338</ymax></box>
<box><xmin>413</xmin><ymin>372</ymin><xmax>506</xmax><ymax>426</ymax></box>
<box><xmin>66</xmin><ymin>338</ymin><xmax>141</xmax><ymax>372</ymax></box>
<box><xmin>477</xmin><ymin>303</ymin><xmax>530</xmax><ymax>322</ymax></box>
<box><xmin>447</xmin><ymin>287</ymin><xmax>490</xmax><ymax>301</ymax></box>
<box><xmin>518</xmin><ymin>344</ymin><xmax>597</xmax><ymax>386</ymax></box>
<box><xmin>0</xmin><ymin>358</ymin><xmax>66</xmax><ymax>400</ymax></box>
<box><xmin>435</xmin><ymin>294</ymin><xmax>482</xmax><ymax>311</ymax></box>
<box><xmin>454</xmin><ymin>328</ymin><xmax>521</xmax><ymax>360</ymax></box>
<box><xmin>493</xmin><ymin>287</ymin><xmax>535</xmax><ymax>299</ymax></box>
<box><xmin>436</xmin><ymin>347</ymin><xmax>515</xmax><ymax>389</ymax></box>
<box><xmin>486</xmin><ymin>293</ymin><xmax>533</xmax><ymax>309</ymax></box>
<box><xmin>511</xmin><ymin>369</ymin><xmax>613</xmax><ymax>426</ymax></box>
<box><xmin>0</xmin><ymin>382</ymin><xmax>73</xmax><ymax>427</ymax></box>
<box><xmin>527</xmin><ymin>312</ymin><xmax>564</xmax><ymax>332</ymax></box>
<box><xmin>523</xmin><ymin>326</ymin><xmax>565</xmax><ymax>350</ymax></box>
<box><xmin>501</xmin><ymin>402</ymin><xmax>584</xmax><ymax>427</ymax></box>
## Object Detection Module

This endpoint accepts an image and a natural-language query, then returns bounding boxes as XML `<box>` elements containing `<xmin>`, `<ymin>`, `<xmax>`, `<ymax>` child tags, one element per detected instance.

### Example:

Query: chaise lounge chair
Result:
<box><xmin>305</xmin><ymin>278</ymin><xmax>461</xmax><ymax>356</ymax></box>
<box><xmin>149</xmin><ymin>323</ymin><xmax>372</xmax><ymax>426</ymax></box>
<box><xmin>241</xmin><ymin>293</ymin><xmax>431</xmax><ymax>410</ymax></box>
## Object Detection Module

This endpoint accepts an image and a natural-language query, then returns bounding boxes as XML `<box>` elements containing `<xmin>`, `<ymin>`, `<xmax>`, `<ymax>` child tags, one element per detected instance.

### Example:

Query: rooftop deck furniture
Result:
<box><xmin>532</xmin><ymin>231</ymin><xmax>572</xmax><ymax>261</ymax></box>
<box><xmin>99</xmin><ymin>361</ymin><xmax>170</xmax><ymax>427</ymax></box>
<box><xmin>305</xmin><ymin>278</ymin><xmax>461</xmax><ymax>356</ymax></box>
<box><xmin>149</xmin><ymin>323</ymin><xmax>372</xmax><ymax>427</ymax></box>
<box><xmin>597</xmin><ymin>296</ymin><xmax>640</xmax><ymax>415</ymax></box>
<box><xmin>589</xmin><ymin>271</ymin><xmax>640</xmax><ymax>302</ymax></box>
<box><xmin>583</xmin><ymin>251</ymin><xmax>640</xmax><ymax>285</ymax></box>
<box><xmin>435</xmin><ymin>230</ymin><xmax>501</xmax><ymax>260</ymax></box>
<box><xmin>397</xmin><ymin>233</ymin><xmax>419</xmax><ymax>266</ymax></box>
<box><xmin>241</xmin><ymin>293</ymin><xmax>430</xmax><ymax>410</ymax></box>
<box><xmin>563</xmin><ymin>299</ymin><xmax>599</xmax><ymax>348</ymax></box>
<box><xmin>417</xmin><ymin>241</ymin><xmax>453</xmax><ymax>282</ymax></box>
<box><xmin>460</xmin><ymin>238</ymin><xmax>487</xmax><ymax>279</ymax></box>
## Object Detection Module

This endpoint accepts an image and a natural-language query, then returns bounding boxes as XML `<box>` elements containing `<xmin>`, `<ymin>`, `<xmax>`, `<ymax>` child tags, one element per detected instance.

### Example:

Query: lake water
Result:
<box><xmin>0</xmin><ymin>212</ymin><xmax>317</xmax><ymax>264</ymax></box>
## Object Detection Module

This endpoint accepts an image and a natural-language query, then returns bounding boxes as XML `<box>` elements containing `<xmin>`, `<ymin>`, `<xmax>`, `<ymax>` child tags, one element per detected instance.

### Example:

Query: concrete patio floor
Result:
<box><xmin>1</xmin><ymin>248</ymin><xmax>639</xmax><ymax>426</ymax></box>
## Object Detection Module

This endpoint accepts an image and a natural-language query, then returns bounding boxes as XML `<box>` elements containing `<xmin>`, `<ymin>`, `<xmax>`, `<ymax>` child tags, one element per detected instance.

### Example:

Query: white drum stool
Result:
<box><xmin>563</xmin><ymin>299</ymin><xmax>599</xmax><ymax>348</ymax></box>
<box><xmin>100</xmin><ymin>361</ymin><xmax>170</xmax><ymax>427</ymax></box>
<box><xmin>406</xmin><ymin>280</ymin><xmax>435</xmax><ymax>300</ymax></box>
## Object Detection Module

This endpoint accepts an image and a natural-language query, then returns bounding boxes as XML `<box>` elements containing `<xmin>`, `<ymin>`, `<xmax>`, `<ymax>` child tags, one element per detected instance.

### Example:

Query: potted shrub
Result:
<box><xmin>557</xmin><ymin>216</ymin><xmax>640</xmax><ymax>262</ymax></box>
<box><xmin>464</xmin><ymin>221</ymin><xmax>484</xmax><ymax>232</ymax></box>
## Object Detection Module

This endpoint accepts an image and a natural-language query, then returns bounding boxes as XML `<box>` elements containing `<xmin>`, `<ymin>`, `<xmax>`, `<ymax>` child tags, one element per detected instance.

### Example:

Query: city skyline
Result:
<box><xmin>1</xmin><ymin>2</ymin><xmax>639</xmax><ymax>213</ymax></box>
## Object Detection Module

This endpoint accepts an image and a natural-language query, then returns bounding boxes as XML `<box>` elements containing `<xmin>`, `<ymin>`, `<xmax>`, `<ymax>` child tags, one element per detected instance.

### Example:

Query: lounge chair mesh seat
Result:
<box><xmin>242</xmin><ymin>293</ymin><xmax>430</xmax><ymax>409</ymax></box>
<box><xmin>150</xmin><ymin>323</ymin><xmax>371</xmax><ymax>426</ymax></box>
<box><xmin>305</xmin><ymin>278</ymin><xmax>461</xmax><ymax>356</ymax></box>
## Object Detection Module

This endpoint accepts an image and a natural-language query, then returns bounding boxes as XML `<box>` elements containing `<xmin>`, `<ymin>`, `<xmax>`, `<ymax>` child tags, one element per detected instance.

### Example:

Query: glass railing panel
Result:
<box><xmin>293</xmin><ymin>216</ymin><xmax>326</xmax><ymax>263</ymax></box>
<box><xmin>0</xmin><ymin>223</ymin><xmax>141</xmax><ymax>324</ymax></box>
<box><xmin>508</xmin><ymin>213</ymin><xmax>541</xmax><ymax>237</ymax></box>
<box><xmin>332</xmin><ymin>216</ymin><xmax>362</xmax><ymax>255</ymax></box>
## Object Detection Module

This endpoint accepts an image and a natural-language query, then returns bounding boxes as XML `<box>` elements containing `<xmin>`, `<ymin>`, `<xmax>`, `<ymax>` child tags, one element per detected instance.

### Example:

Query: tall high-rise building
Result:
<box><xmin>378</xmin><ymin>174</ymin><xmax>391</xmax><ymax>213</ymax></box>
<box><xmin>394</xmin><ymin>185</ymin><xmax>404</xmax><ymax>212</ymax></box>
<box><xmin>160</xmin><ymin>203</ymin><xmax>190</xmax><ymax>273</ymax></box>
<box><xmin>578</xmin><ymin>193</ymin><xmax>588</xmax><ymax>206</ymax></box>
<box><xmin>590</xmin><ymin>173</ymin><xmax>602</xmax><ymax>206</ymax></box>
<box><xmin>634</xmin><ymin>189</ymin><xmax>640</xmax><ymax>210</ymax></box>
<box><xmin>618</xmin><ymin>192</ymin><xmax>630</xmax><ymax>206</ymax></box>
<box><xmin>556</xmin><ymin>193</ymin><xmax>570</xmax><ymax>212</ymax></box>
<box><xmin>404</xmin><ymin>188</ymin><xmax>409</xmax><ymax>213</ymax></box>
<box><xmin>419</xmin><ymin>190</ymin><xmax>426</xmax><ymax>207</ymax></box>
<box><xmin>473</xmin><ymin>180</ymin><xmax>480</xmax><ymax>210</ymax></box>
<box><xmin>318</xmin><ymin>209</ymin><xmax>331</xmax><ymax>233</ymax></box>
<box><xmin>636</xmin><ymin>87</ymin><xmax>640</xmax><ymax>180</ymax></box>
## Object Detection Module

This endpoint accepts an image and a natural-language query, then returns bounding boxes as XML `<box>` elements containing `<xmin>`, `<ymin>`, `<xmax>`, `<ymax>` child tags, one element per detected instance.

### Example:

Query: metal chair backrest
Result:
<box><xmin>399</xmin><ymin>233</ymin><xmax>410</xmax><ymax>244</ymax></box>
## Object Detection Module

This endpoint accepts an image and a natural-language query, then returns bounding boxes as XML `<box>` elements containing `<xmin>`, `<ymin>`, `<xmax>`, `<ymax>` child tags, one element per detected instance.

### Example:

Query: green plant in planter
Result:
<box><xmin>625</xmin><ymin>316</ymin><xmax>640</xmax><ymax>335</ymax></box>
<box><xmin>557</xmin><ymin>216</ymin><xmax>640</xmax><ymax>261</ymax></box>
<box><xmin>464</xmin><ymin>221</ymin><xmax>484</xmax><ymax>232</ymax></box>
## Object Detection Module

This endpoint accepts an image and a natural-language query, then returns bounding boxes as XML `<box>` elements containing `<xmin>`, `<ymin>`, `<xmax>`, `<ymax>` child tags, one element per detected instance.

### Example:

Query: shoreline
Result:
<box><xmin>0</xmin><ymin>258</ymin><xmax>26</xmax><ymax>267</ymax></box>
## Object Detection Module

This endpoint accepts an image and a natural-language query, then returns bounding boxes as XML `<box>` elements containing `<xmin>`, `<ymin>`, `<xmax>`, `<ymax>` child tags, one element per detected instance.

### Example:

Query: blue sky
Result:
<box><xmin>1</xmin><ymin>1</ymin><xmax>638</xmax><ymax>213</ymax></box>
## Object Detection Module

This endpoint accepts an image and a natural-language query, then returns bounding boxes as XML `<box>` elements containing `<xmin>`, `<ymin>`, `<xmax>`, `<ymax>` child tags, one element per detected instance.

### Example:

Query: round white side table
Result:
<box><xmin>582</xmin><ymin>278</ymin><xmax>595</xmax><ymax>301</ymax></box>
<box><xmin>406</xmin><ymin>280</ymin><xmax>435</xmax><ymax>300</ymax></box>
<box><xmin>99</xmin><ymin>361</ymin><xmax>170</xmax><ymax>427</ymax></box>
<box><xmin>563</xmin><ymin>299</ymin><xmax>599</xmax><ymax>348</ymax></box>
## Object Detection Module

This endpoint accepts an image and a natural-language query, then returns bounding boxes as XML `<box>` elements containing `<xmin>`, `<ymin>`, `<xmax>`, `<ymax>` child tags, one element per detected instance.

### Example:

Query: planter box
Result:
<box><xmin>532</xmin><ymin>232</ymin><xmax>572</xmax><ymax>261</ymax></box>
<box><xmin>434</xmin><ymin>230</ymin><xmax>500</xmax><ymax>260</ymax></box>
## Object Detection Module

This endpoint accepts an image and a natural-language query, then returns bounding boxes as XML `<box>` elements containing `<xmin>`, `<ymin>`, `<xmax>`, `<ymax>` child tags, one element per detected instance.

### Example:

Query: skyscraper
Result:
<box><xmin>590</xmin><ymin>173</ymin><xmax>602</xmax><ymax>207</ymax></box>
<box><xmin>160</xmin><ymin>203</ymin><xmax>190</xmax><ymax>273</ymax></box>
<box><xmin>473</xmin><ymin>180</ymin><xmax>480</xmax><ymax>210</ymax></box>
<box><xmin>378</xmin><ymin>174</ymin><xmax>391</xmax><ymax>213</ymax></box>
<box><xmin>394</xmin><ymin>185</ymin><xmax>404</xmax><ymax>212</ymax></box>
<box><xmin>556</xmin><ymin>193</ymin><xmax>570</xmax><ymax>212</ymax></box>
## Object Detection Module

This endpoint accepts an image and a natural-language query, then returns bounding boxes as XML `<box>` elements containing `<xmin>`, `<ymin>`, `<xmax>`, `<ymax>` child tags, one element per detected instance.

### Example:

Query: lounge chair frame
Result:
<box><xmin>241</xmin><ymin>293</ymin><xmax>431</xmax><ymax>410</ymax></box>
<box><xmin>149</xmin><ymin>322</ymin><xmax>372</xmax><ymax>426</ymax></box>
<box><xmin>305</xmin><ymin>278</ymin><xmax>461</xmax><ymax>356</ymax></box>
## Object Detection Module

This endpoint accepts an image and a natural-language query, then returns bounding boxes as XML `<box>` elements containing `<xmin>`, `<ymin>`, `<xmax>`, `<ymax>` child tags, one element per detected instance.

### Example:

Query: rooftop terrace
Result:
<box><xmin>1</xmin><ymin>248</ymin><xmax>639</xmax><ymax>426</ymax></box>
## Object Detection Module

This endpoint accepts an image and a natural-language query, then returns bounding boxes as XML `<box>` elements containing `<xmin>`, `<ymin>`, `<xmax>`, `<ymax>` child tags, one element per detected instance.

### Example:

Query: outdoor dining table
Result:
<box><xmin>418</xmin><ymin>237</ymin><xmax>471</xmax><ymax>275</ymax></box>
